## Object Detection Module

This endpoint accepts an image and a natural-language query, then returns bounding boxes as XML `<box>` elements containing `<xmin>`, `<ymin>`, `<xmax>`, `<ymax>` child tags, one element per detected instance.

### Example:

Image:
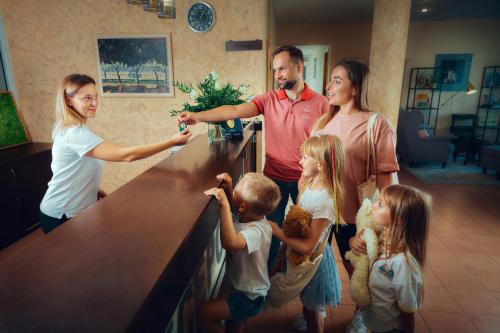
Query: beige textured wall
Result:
<box><xmin>368</xmin><ymin>0</ymin><xmax>411</xmax><ymax>128</ymax></box>
<box><xmin>275</xmin><ymin>12</ymin><xmax>500</xmax><ymax>133</ymax></box>
<box><xmin>0</xmin><ymin>0</ymin><xmax>268</xmax><ymax>192</ymax></box>
<box><xmin>267</xmin><ymin>0</ymin><xmax>276</xmax><ymax>90</ymax></box>
<box><xmin>401</xmin><ymin>19</ymin><xmax>500</xmax><ymax>134</ymax></box>
<box><xmin>275</xmin><ymin>22</ymin><xmax>372</xmax><ymax>69</ymax></box>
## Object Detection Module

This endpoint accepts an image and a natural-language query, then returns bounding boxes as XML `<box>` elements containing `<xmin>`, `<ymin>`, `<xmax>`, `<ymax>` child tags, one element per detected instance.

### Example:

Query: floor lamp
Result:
<box><xmin>441</xmin><ymin>82</ymin><xmax>477</xmax><ymax>111</ymax></box>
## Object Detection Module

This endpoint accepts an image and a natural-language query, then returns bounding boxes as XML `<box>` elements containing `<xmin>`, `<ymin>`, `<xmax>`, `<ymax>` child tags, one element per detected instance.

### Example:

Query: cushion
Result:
<box><xmin>418</xmin><ymin>129</ymin><xmax>430</xmax><ymax>138</ymax></box>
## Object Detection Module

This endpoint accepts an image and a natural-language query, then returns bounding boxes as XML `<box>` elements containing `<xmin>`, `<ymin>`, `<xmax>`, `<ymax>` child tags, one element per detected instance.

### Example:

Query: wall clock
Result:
<box><xmin>187</xmin><ymin>2</ymin><xmax>216</xmax><ymax>33</ymax></box>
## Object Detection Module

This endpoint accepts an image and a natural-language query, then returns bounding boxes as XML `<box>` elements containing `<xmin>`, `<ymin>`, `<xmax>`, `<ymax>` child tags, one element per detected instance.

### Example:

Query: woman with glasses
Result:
<box><xmin>39</xmin><ymin>73</ymin><xmax>191</xmax><ymax>233</ymax></box>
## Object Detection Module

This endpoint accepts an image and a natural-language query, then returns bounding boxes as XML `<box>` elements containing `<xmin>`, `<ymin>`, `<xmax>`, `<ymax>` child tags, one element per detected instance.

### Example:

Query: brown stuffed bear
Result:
<box><xmin>282</xmin><ymin>205</ymin><xmax>312</xmax><ymax>266</ymax></box>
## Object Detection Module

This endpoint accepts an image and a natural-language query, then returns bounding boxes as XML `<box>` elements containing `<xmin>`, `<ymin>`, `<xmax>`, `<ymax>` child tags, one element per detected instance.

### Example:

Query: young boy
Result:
<box><xmin>199</xmin><ymin>172</ymin><xmax>281</xmax><ymax>333</ymax></box>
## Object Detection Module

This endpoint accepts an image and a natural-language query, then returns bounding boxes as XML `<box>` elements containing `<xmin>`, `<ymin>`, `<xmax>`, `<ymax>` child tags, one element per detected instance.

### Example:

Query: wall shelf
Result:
<box><xmin>476</xmin><ymin>66</ymin><xmax>500</xmax><ymax>144</ymax></box>
<box><xmin>405</xmin><ymin>67</ymin><xmax>443</xmax><ymax>135</ymax></box>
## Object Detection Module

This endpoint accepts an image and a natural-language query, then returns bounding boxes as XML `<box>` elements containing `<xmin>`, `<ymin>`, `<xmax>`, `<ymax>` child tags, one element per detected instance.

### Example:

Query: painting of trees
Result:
<box><xmin>96</xmin><ymin>36</ymin><xmax>173</xmax><ymax>96</ymax></box>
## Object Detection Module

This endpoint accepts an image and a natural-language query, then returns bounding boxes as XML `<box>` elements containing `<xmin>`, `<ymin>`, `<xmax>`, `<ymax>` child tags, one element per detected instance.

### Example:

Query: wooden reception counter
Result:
<box><xmin>0</xmin><ymin>122</ymin><xmax>260</xmax><ymax>333</ymax></box>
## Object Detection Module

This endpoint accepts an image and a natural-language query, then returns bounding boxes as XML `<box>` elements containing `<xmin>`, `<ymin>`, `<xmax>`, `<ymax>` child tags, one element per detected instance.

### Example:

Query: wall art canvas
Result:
<box><xmin>435</xmin><ymin>53</ymin><xmax>472</xmax><ymax>91</ymax></box>
<box><xmin>0</xmin><ymin>91</ymin><xmax>31</xmax><ymax>150</ymax></box>
<box><xmin>96</xmin><ymin>35</ymin><xmax>173</xmax><ymax>97</ymax></box>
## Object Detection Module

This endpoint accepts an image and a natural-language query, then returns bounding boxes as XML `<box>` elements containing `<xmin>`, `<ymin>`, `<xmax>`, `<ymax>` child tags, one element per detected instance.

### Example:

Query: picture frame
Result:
<box><xmin>96</xmin><ymin>35</ymin><xmax>174</xmax><ymax>97</ymax></box>
<box><xmin>435</xmin><ymin>53</ymin><xmax>472</xmax><ymax>91</ymax></box>
<box><xmin>0</xmin><ymin>91</ymin><xmax>31</xmax><ymax>150</ymax></box>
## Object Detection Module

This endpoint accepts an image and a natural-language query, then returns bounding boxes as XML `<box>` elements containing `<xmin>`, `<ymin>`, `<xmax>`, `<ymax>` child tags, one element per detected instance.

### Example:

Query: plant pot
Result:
<box><xmin>208</xmin><ymin>122</ymin><xmax>225</xmax><ymax>143</ymax></box>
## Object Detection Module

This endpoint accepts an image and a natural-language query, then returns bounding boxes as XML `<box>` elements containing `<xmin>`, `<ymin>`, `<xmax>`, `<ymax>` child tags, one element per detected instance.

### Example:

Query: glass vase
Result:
<box><xmin>207</xmin><ymin>122</ymin><xmax>225</xmax><ymax>143</ymax></box>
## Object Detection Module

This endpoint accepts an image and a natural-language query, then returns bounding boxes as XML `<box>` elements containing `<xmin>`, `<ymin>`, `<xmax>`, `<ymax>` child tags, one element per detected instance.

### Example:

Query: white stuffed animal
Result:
<box><xmin>344</xmin><ymin>199</ymin><xmax>383</xmax><ymax>307</ymax></box>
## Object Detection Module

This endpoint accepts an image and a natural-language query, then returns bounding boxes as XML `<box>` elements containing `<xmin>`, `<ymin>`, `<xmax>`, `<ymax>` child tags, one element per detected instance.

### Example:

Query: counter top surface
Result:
<box><xmin>0</xmin><ymin>142</ymin><xmax>52</xmax><ymax>166</ymax></box>
<box><xmin>0</xmin><ymin>130</ymin><xmax>253</xmax><ymax>333</ymax></box>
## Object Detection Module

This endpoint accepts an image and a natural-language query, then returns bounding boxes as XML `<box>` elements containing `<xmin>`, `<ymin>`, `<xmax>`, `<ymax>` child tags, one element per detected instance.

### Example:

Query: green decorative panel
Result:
<box><xmin>0</xmin><ymin>91</ymin><xmax>31</xmax><ymax>150</ymax></box>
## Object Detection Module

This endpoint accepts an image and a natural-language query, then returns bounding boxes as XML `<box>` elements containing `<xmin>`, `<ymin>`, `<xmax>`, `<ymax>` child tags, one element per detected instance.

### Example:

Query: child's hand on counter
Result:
<box><xmin>216</xmin><ymin>173</ymin><xmax>233</xmax><ymax>191</ymax></box>
<box><xmin>204</xmin><ymin>187</ymin><xmax>230</xmax><ymax>208</ymax></box>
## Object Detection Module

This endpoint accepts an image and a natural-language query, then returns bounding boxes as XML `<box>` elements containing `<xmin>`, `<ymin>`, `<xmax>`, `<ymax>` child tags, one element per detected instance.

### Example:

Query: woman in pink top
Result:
<box><xmin>314</xmin><ymin>59</ymin><xmax>399</xmax><ymax>332</ymax></box>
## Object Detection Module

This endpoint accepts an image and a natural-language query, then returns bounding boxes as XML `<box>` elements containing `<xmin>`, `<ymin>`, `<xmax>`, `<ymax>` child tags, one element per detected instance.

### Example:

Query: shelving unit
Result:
<box><xmin>476</xmin><ymin>66</ymin><xmax>500</xmax><ymax>144</ymax></box>
<box><xmin>405</xmin><ymin>67</ymin><xmax>443</xmax><ymax>135</ymax></box>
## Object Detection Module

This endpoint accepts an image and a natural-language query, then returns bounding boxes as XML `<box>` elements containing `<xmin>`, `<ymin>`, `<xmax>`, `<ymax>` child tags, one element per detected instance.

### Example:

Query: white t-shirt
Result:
<box><xmin>362</xmin><ymin>252</ymin><xmax>422</xmax><ymax>332</ymax></box>
<box><xmin>228</xmin><ymin>217</ymin><xmax>272</xmax><ymax>299</ymax></box>
<box><xmin>299</xmin><ymin>187</ymin><xmax>336</xmax><ymax>248</ymax></box>
<box><xmin>40</xmin><ymin>125</ymin><xmax>104</xmax><ymax>218</ymax></box>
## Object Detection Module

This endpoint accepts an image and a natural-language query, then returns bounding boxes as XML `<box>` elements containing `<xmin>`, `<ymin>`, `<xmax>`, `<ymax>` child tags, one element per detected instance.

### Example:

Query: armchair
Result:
<box><xmin>397</xmin><ymin>111</ymin><xmax>452</xmax><ymax>168</ymax></box>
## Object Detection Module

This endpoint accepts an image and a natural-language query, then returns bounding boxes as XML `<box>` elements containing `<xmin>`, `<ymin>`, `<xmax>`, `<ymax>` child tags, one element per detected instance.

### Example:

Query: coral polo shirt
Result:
<box><xmin>252</xmin><ymin>84</ymin><xmax>329</xmax><ymax>182</ymax></box>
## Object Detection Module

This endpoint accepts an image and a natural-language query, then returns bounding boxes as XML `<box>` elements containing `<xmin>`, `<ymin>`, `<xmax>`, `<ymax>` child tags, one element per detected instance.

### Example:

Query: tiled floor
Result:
<box><xmin>244</xmin><ymin>168</ymin><xmax>500</xmax><ymax>333</ymax></box>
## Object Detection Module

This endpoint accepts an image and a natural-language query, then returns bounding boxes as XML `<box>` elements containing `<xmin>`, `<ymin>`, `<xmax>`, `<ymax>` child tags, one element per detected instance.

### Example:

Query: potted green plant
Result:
<box><xmin>170</xmin><ymin>72</ymin><xmax>250</xmax><ymax>143</ymax></box>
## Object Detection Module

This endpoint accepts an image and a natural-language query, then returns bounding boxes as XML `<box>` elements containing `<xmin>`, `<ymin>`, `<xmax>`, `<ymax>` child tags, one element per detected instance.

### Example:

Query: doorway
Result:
<box><xmin>296</xmin><ymin>45</ymin><xmax>330</xmax><ymax>94</ymax></box>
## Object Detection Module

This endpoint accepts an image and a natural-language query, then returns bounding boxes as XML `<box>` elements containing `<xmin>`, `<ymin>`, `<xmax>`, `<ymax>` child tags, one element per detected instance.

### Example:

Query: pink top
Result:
<box><xmin>252</xmin><ymin>84</ymin><xmax>329</xmax><ymax>182</ymax></box>
<box><xmin>316</xmin><ymin>111</ymin><xmax>399</xmax><ymax>224</ymax></box>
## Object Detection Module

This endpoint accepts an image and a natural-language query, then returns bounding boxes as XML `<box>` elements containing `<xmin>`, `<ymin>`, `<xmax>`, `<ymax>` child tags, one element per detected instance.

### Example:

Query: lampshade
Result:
<box><xmin>466</xmin><ymin>82</ymin><xmax>477</xmax><ymax>95</ymax></box>
<box><xmin>126</xmin><ymin>0</ymin><xmax>175</xmax><ymax>19</ymax></box>
<box><xmin>143</xmin><ymin>0</ymin><xmax>158</xmax><ymax>12</ymax></box>
<box><xmin>158</xmin><ymin>0</ymin><xmax>176</xmax><ymax>18</ymax></box>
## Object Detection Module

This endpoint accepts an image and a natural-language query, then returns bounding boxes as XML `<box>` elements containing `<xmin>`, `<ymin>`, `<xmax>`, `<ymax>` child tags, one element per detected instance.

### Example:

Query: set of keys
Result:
<box><xmin>178</xmin><ymin>120</ymin><xmax>188</xmax><ymax>132</ymax></box>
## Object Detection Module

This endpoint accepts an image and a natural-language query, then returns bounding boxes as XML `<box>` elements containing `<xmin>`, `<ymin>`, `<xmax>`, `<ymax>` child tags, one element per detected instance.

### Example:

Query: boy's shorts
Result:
<box><xmin>226</xmin><ymin>290</ymin><xmax>265</xmax><ymax>324</ymax></box>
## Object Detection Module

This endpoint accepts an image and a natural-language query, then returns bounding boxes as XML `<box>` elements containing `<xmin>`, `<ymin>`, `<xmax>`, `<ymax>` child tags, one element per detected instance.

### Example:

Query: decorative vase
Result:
<box><xmin>207</xmin><ymin>122</ymin><xmax>225</xmax><ymax>143</ymax></box>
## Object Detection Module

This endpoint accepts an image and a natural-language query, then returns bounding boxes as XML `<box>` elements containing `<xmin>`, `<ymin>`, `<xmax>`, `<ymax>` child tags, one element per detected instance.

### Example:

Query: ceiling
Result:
<box><xmin>272</xmin><ymin>0</ymin><xmax>500</xmax><ymax>24</ymax></box>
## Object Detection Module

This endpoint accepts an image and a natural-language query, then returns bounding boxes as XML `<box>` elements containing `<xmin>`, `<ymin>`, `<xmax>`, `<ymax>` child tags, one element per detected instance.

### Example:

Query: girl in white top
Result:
<box><xmin>359</xmin><ymin>184</ymin><xmax>431</xmax><ymax>333</ymax></box>
<box><xmin>269</xmin><ymin>135</ymin><xmax>345</xmax><ymax>333</ymax></box>
<box><xmin>39</xmin><ymin>74</ymin><xmax>191</xmax><ymax>233</ymax></box>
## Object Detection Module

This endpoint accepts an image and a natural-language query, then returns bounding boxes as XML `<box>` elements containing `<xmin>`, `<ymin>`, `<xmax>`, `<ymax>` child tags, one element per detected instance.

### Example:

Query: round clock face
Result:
<box><xmin>187</xmin><ymin>2</ymin><xmax>216</xmax><ymax>33</ymax></box>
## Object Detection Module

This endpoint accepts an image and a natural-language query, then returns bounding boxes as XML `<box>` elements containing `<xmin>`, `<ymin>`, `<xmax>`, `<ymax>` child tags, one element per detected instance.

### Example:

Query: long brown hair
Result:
<box><xmin>300</xmin><ymin>135</ymin><xmax>346</xmax><ymax>229</ymax></box>
<box><xmin>314</xmin><ymin>59</ymin><xmax>370</xmax><ymax>131</ymax></box>
<box><xmin>381</xmin><ymin>184</ymin><xmax>431</xmax><ymax>267</ymax></box>
<box><xmin>54</xmin><ymin>74</ymin><xmax>96</xmax><ymax>135</ymax></box>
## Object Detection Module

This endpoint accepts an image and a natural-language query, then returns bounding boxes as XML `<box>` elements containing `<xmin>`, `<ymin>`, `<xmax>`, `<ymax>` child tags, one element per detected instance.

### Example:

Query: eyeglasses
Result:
<box><xmin>66</xmin><ymin>94</ymin><xmax>98</xmax><ymax>104</ymax></box>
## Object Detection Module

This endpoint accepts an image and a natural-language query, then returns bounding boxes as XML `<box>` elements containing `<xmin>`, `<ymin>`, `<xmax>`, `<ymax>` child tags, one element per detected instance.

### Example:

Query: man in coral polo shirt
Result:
<box><xmin>178</xmin><ymin>46</ymin><xmax>329</xmax><ymax>270</ymax></box>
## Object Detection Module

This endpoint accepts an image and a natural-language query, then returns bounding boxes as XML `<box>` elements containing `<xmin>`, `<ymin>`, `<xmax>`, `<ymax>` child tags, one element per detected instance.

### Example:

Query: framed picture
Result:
<box><xmin>435</xmin><ymin>53</ymin><xmax>472</xmax><ymax>91</ymax></box>
<box><xmin>96</xmin><ymin>35</ymin><xmax>174</xmax><ymax>97</ymax></box>
<box><xmin>0</xmin><ymin>91</ymin><xmax>31</xmax><ymax>150</ymax></box>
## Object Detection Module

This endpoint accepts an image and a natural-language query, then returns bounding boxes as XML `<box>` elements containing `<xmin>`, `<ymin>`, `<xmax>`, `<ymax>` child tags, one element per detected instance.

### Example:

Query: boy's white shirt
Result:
<box><xmin>362</xmin><ymin>252</ymin><xmax>422</xmax><ymax>332</ymax></box>
<box><xmin>228</xmin><ymin>217</ymin><xmax>272</xmax><ymax>300</ymax></box>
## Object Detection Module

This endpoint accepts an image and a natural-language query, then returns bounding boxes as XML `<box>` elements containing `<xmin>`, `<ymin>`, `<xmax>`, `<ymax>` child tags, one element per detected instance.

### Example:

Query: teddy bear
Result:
<box><xmin>282</xmin><ymin>205</ymin><xmax>313</xmax><ymax>266</ymax></box>
<box><xmin>344</xmin><ymin>198</ymin><xmax>383</xmax><ymax>307</ymax></box>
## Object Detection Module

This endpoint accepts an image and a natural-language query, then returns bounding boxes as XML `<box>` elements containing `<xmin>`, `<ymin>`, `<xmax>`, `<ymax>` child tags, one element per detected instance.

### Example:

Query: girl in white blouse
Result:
<box><xmin>40</xmin><ymin>74</ymin><xmax>191</xmax><ymax>233</ymax></box>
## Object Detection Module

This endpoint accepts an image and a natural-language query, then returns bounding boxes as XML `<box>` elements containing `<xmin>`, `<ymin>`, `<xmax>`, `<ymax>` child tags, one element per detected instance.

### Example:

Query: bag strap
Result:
<box><xmin>310</xmin><ymin>225</ymin><xmax>332</xmax><ymax>261</ymax></box>
<box><xmin>365</xmin><ymin>113</ymin><xmax>379</xmax><ymax>180</ymax></box>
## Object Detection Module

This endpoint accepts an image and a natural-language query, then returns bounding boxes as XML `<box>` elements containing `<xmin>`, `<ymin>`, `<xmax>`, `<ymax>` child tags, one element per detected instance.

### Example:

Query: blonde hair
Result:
<box><xmin>238</xmin><ymin>173</ymin><xmax>281</xmax><ymax>216</ymax></box>
<box><xmin>381</xmin><ymin>184</ymin><xmax>431</xmax><ymax>267</ymax></box>
<box><xmin>53</xmin><ymin>74</ymin><xmax>96</xmax><ymax>136</ymax></box>
<box><xmin>314</xmin><ymin>59</ymin><xmax>370</xmax><ymax>132</ymax></box>
<box><xmin>300</xmin><ymin>135</ymin><xmax>346</xmax><ymax>229</ymax></box>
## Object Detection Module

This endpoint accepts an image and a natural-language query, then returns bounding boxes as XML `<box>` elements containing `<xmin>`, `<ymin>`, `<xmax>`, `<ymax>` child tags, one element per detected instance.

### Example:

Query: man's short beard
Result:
<box><xmin>281</xmin><ymin>80</ymin><xmax>297</xmax><ymax>90</ymax></box>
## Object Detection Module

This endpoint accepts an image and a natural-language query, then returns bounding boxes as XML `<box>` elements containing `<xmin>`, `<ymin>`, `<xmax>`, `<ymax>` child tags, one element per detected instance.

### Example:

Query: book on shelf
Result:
<box><xmin>480</xmin><ymin>92</ymin><xmax>500</xmax><ymax>108</ymax></box>
<box><xmin>484</xmin><ymin>70</ymin><xmax>500</xmax><ymax>88</ymax></box>
<box><xmin>479</xmin><ymin>113</ymin><xmax>500</xmax><ymax>127</ymax></box>
<box><xmin>416</xmin><ymin>93</ymin><xmax>430</xmax><ymax>108</ymax></box>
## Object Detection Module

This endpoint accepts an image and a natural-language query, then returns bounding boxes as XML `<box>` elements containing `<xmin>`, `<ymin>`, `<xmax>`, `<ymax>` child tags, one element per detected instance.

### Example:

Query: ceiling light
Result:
<box><xmin>421</xmin><ymin>8</ymin><xmax>429</xmax><ymax>13</ymax></box>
